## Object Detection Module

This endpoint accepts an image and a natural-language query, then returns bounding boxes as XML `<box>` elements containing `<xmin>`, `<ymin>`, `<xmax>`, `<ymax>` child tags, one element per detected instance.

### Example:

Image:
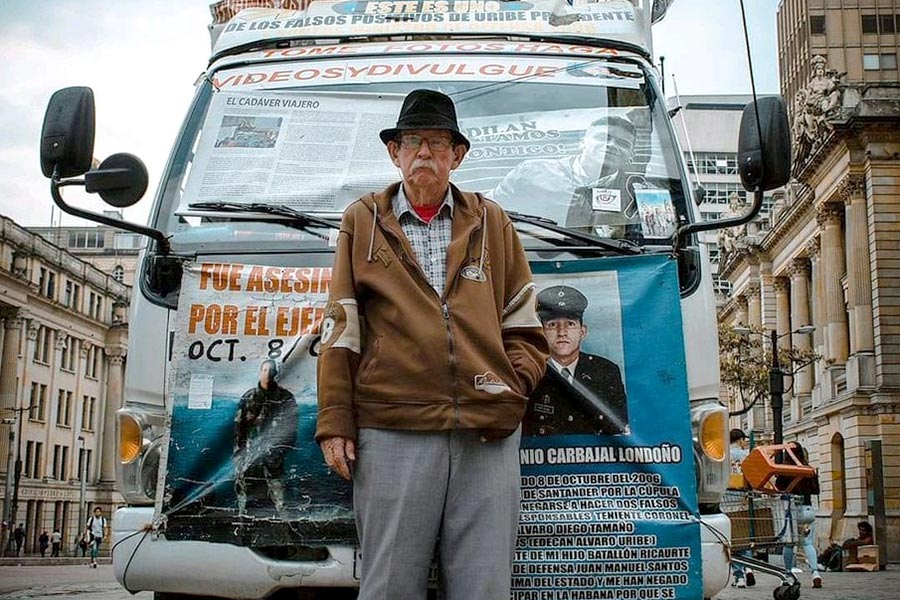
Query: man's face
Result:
<box><xmin>582</xmin><ymin>122</ymin><xmax>635</xmax><ymax>172</ymax></box>
<box><xmin>543</xmin><ymin>317</ymin><xmax>586</xmax><ymax>365</ymax></box>
<box><xmin>93</xmin><ymin>508</ymin><xmax>101</xmax><ymax>516</ymax></box>
<box><xmin>259</xmin><ymin>362</ymin><xmax>274</xmax><ymax>388</ymax></box>
<box><xmin>387</xmin><ymin>129</ymin><xmax>466</xmax><ymax>192</ymax></box>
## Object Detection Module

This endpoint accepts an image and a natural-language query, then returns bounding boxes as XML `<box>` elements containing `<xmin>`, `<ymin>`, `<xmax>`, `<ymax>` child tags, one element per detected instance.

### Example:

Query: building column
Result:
<box><xmin>773</xmin><ymin>277</ymin><xmax>795</xmax><ymax>421</ymax></box>
<box><xmin>808</xmin><ymin>237</ymin><xmax>826</xmax><ymax>407</ymax></box>
<box><xmin>789</xmin><ymin>258</ymin><xmax>813</xmax><ymax>398</ymax></box>
<box><xmin>817</xmin><ymin>202</ymin><xmax>849</xmax><ymax>365</ymax></box>
<box><xmin>842</xmin><ymin>175</ymin><xmax>876</xmax><ymax>390</ymax></box>
<box><xmin>99</xmin><ymin>348</ymin><xmax>126</xmax><ymax>483</ymax></box>
<box><xmin>0</xmin><ymin>310</ymin><xmax>24</xmax><ymax>474</ymax></box>
<box><xmin>746</xmin><ymin>282</ymin><xmax>762</xmax><ymax>327</ymax></box>
<box><xmin>735</xmin><ymin>296</ymin><xmax>749</xmax><ymax>326</ymax></box>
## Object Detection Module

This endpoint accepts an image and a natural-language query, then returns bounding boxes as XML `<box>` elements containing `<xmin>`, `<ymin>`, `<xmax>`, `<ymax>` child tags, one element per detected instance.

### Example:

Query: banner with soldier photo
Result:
<box><xmin>514</xmin><ymin>254</ymin><xmax>702</xmax><ymax>600</ymax></box>
<box><xmin>158</xmin><ymin>262</ymin><xmax>354</xmax><ymax>546</ymax></box>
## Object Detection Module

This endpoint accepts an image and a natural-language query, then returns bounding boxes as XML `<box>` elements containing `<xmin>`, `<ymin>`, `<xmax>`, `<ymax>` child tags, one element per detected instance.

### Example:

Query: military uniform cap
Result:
<box><xmin>537</xmin><ymin>285</ymin><xmax>588</xmax><ymax>322</ymax></box>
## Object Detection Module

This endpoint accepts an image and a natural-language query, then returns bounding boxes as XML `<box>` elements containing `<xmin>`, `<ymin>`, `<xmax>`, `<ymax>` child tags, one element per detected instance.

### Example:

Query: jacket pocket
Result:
<box><xmin>358</xmin><ymin>336</ymin><xmax>381</xmax><ymax>384</ymax></box>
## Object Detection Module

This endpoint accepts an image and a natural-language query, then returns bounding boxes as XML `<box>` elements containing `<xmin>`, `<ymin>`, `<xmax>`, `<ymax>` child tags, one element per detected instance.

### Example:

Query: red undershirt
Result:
<box><xmin>412</xmin><ymin>202</ymin><xmax>442</xmax><ymax>223</ymax></box>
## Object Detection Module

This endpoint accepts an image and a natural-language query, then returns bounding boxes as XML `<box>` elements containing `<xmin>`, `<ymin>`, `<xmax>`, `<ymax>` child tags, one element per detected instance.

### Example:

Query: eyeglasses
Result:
<box><xmin>398</xmin><ymin>134</ymin><xmax>454</xmax><ymax>151</ymax></box>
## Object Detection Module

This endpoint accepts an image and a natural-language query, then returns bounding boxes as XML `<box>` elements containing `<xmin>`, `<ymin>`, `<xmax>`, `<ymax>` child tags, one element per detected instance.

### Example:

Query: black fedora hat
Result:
<box><xmin>379</xmin><ymin>89</ymin><xmax>470</xmax><ymax>149</ymax></box>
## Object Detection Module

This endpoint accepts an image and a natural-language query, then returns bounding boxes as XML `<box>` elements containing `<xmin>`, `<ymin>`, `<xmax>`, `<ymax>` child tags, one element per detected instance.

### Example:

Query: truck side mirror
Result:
<box><xmin>738</xmin><ymin>96</ymin><xmax>791</xmax><ymax>192</ymax></box>
<box><xmin>40</xmin><ymin>87</ymin><xmax>96</xmax><ymax>178</ymax></box>
<box><xmin>85</xmin><ymin>153</ymin><xmax>149</xmax><ymax>208</ymax></box>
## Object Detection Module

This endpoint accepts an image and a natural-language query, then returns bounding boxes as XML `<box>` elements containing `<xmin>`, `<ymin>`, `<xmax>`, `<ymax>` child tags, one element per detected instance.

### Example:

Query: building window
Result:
<box><xmin>60</xmin><ymin>338</ymin><xmax>75</xmax><ymax>371</ymax></box>
<box><xmin>686</xmin><ymin>152</ymin><xmax>738</xmax><ymax>176</ymax></box>
<box><xmin>701</xmin><ymin>182</ymin><xmax>747</xmax><ymax>205</ymax></box>
<box><xmin>64</xmin><ymin>281</ymin><xmax>82</xmax><ymax>310</ymax></box>
<box><xmin>114</xmin><ymin>232</ymin><xmax>142</xmax><ymax>250</ymax></box>
<box><xmin>84</xmin><ymin>345</ymin><xmax>100</xmax><ymax>378</ymax></box>
<box><xmin>67</xmin><ymin>230</ymin><xmax>105</xmax><ymax>249</ymax></box>
<box><xmin>56</xmin><ymin>389</ymin><xmax>72</xmax><ymax>427</ymax></box>
<box><xmin>52</xmin><ymin>445</ymin><xmax>62</xmax><ymax>479</ymax></box>
<box><xmin>29</xmin><ymin>383</ymin><xmax>48</xmax><ymax>422</ymax></box>
<box><xmin>77</xmin><ymin>448</ymin><xmax>93</xmax><ymax>482</ymax></box>
<box><xmin>38</xmin><ymin>269</ymin><xmax>56</xmax><ymax>300</ymax></box>
<box><xmin>863</xmin><ymin>54</ymin><xmax>880</xmax><ymax>71</ymax></box>
<box><xmin>862</xmin><ymin>15</ymin><xmax>879</xmax><ymax>34</ymax></box>
<box><xmin>882</xmin><ymin>53</ymin><xmax>898</xmax><ymax>71</ymax></box>
<box><xmin>880</xmin><ymin>15</ymin><xmax>896</xmax><ymax>34</ymax></box>
<box><xmin>25</xmin><ymin>441</ymin><xmax>44</xmax><ymax>478</ymax></box>
<box><xmin>88</xmin><ymin>292</ymin><xmax>103</xmax><ymax>320</ymax></box>
<box><xmin>112</xmin><ymin>265</ymin><xmax>124</xmax><ymax>282</ymax></box>
<box><xmin>33</xmin><ymin>326</ymin><xmax>53</xmax><ymax>364</ymax></box>
<box><xmin>25</xmin><ymin>441</ymin><xmax>34</xmax><ymax>478</ymax></box>
<box><xmin>82</xmin><ymin>396</ymin><xmax>96</xmax><ymax>431</ymax></box>
<box><xmin>809</xmin><ymin>15</ymin><xmax>825</xmax><ymax>35</ymax></box>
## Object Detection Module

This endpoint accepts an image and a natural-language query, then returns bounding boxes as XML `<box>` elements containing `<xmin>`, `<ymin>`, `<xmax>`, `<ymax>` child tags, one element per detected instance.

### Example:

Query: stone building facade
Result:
<box><xmin>717</xmin><ymin>53</ymin><xmax>900</xmax><ymax>559</ymax></box>
<box><xmin>0</xmin><ymin>214</ymin><xmax>129</xmax><ymax>555</ymax></box>
<box><xmin>30</xmin><ymin>213</ymin><xmax>143</xmax><ymax>287</ymax></box>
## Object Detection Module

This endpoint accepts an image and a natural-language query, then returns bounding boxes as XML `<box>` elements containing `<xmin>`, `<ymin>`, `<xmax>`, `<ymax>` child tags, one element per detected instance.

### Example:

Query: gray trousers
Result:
<box><xmin>354</xmin><ymin>427</ymin><xmax>522</xmax><ymax>600</ymax></box>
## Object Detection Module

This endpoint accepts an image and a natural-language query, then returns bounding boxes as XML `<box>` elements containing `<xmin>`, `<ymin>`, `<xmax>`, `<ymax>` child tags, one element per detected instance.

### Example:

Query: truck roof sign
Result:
<box><xmin>212</xmin><ymin>0</ymin><xmax>653</xmax><ymax>59</ymax></box>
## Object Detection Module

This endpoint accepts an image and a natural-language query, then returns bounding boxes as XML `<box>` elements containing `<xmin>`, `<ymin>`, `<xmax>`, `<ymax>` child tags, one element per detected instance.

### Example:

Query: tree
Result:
<box><xmin>718</xmin><ymin>324</ymin><xmax>820</xmax><ymax>417</ymax></box>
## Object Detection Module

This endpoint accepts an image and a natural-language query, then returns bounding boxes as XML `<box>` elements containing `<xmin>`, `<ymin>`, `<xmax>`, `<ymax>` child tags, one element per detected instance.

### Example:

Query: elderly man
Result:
<box><xmin>492</xmin><ymin>114</ymin><xmax>639</xmax><ymax>236</ymax></box>
<box><xmin>316</xmin><ymin>89</ymin><xmax>548</xmax><ymax>599</ymax></box>
<box><xmin>523</xmin><ymin>285</ymin><xmax>627</xmax><ymax>436</ymax></box>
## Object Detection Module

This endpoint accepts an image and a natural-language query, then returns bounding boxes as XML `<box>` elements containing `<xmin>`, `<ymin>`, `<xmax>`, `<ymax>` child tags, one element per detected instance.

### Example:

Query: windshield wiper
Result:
<box><xmin>188</xmin><ymin>201</ymin><xmax>340</xmax><ymax>230</ymax></box>
<box><xmin>506</xmin><ymin>211</ymin><xmax>642</xmax><ymax>255</ymax></box>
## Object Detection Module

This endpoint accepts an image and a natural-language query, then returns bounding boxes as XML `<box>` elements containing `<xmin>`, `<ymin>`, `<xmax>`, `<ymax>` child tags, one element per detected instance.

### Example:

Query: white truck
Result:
<box><xmin>38</xmin><ymin>1</ymin><xmax>792</xmax><ymax>598</ymax></box>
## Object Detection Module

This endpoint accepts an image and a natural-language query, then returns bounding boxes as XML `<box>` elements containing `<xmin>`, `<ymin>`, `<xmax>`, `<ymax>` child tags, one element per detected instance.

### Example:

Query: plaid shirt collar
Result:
<box><xmin>393</xmin><ymin>184</ymin><xmax>454</xmax><ymax>222</ymax></box>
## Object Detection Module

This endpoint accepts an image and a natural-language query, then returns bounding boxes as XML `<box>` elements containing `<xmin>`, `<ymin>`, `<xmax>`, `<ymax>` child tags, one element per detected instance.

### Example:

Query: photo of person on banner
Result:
<box><xmin>491</xmin><ymin>112</ymin><xmax>642</xmax><ymax>238</ymax></box>
<box><xmin>523</xmin><ymin>285</ymin><xmax>628</xmax><ymax>436</ymax></box>
<box><xmin>233</xmin><ymin>359</ymin><xmax>299</xmax><ymax>517</ymax></box>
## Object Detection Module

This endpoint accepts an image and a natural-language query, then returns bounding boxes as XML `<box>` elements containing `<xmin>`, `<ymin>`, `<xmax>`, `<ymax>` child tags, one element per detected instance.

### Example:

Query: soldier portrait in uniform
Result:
<box><xmin>523</xmin><ymin>285</ymin><xmax>629</xmax><ymax>436</ymax></box>
<box><xmin>233</xmin><ymin>359</ymin><xmax>299</xmax><ymax>517</ymax></box>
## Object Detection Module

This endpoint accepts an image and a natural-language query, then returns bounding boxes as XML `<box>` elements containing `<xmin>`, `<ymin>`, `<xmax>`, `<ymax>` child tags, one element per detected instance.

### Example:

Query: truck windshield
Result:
<box><xmin>157</xmin><ymin>53</ymin><xmax>689</xmax><ymax>251</ymax></box>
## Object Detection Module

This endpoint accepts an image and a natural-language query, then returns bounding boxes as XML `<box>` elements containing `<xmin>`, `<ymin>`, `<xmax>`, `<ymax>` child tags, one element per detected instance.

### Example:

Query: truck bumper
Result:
<box><xmin>112</xmin><ymin>507</ymin><xmax>358</xmax><ymax>598</ymax></box>
<box><xmin>115</xmin><ymin>507</ymin><xmax>732</xmax><ymax>599</ymax></box>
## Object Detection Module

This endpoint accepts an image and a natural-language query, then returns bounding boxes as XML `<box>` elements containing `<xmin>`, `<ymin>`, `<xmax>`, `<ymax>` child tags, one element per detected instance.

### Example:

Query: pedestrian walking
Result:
<box><xmin>85</xmin><ymin>507</ymin><xmax>107</xmax><ymax>567</ymax></box>
<box><xmin>38</xmin><ymin>530</ymin><xmax>49</xmax><ymax>557</ymax></box>
<box><xmin>317</xmin><ymin>89</ymin><xmax>548</xmax><ymax>600</ymax></box>
<box><xmin>50</xmin><ymin>528</ymin><xmax>62</xmax><ymax>557</ymax></box>
<box><xmin>780</xmin><ymin>441</ymin><xmax>823</xmax><ymax>588</ymax></box>
<box><xmin>729</xmin><ymin>429</ymin><xmax>756</xmax><ymax>588</ymax></box>
<box><xmin>13</xmin><ymin>523</ymin><xmax>25</xmax><ymax>556</ymax></box>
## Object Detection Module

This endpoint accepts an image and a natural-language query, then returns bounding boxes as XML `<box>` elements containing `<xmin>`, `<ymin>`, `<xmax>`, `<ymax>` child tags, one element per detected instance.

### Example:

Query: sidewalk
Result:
<box><xmin>0</xmin><ymin>556</ymin><xmax>110</xmax><ymax>567</ymax></box>
<box><xmin>715</xmin><ymin>564</ymin><xmax>899</xmax><ymax>599</ymax></box>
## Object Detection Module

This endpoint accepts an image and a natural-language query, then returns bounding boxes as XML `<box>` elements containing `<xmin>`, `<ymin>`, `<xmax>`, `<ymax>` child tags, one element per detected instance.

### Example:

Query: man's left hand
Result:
<box><xmin>320</xmin><ymin>436</ymin><xmax>356</xmax><ymax>481</ymax></box>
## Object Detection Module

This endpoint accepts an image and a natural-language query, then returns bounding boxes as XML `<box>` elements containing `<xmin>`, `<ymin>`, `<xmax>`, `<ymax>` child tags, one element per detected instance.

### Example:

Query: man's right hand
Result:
<box><xmin>320</xmin><ymin>436</ymin><xmax>356</xmax><ymax>481</ymax></box>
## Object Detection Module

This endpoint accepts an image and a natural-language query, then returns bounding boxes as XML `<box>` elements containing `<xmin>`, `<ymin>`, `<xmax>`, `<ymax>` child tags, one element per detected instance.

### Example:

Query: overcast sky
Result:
<box><xmin>0</xmin><ymin>0</ymin><xmax>781</xmax><ymax>228</ymax></box>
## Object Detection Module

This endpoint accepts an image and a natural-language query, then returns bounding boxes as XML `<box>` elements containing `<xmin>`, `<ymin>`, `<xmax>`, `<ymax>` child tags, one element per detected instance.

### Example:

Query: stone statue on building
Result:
<box><xmin>716</xmin><ymin>192</ymin><xmax>748</xmax><ymax>264</ymax></box>
<box><xmin>792</xmin><ymin>55</ymin><xmax>846</xmax><ymax>165</ymax></box>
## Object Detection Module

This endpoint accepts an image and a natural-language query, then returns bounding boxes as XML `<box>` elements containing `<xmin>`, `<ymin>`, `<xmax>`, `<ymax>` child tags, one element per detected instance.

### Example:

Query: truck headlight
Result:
<box><xmin>116</xmin><ymin>407</ymin><xmax>165</xmax><ymax>505</ymax></box>
<box><xmin>691</xmin><ymin>401</ymin><xmax>729</xmax><ymax>505</ymax></box>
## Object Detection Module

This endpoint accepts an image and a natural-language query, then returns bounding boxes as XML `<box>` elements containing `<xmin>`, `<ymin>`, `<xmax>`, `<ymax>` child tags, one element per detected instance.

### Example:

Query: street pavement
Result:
<box><xmin>0</xmin><ymin>563</ymin><xmax>897</xmax><ymax>599</ymax></box>
<box><xmin>709</xmin><ymin>564</ymin><xmax>898</xmax><ymax>600</ymax></box>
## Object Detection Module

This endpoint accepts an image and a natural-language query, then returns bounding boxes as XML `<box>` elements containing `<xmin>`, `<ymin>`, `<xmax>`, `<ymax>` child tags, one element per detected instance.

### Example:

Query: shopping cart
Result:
<box><xmin>722</xmin><ymin>489</ymin><xmax>802</xmax><ymax>600</ymax></box>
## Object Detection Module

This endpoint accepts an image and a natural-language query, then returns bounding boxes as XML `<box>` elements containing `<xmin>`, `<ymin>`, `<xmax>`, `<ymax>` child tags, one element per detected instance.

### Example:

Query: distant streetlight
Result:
<box><xmin>1</xmin><ymin>417</ymin><xmax>15</xmax><ymax>556</ymax></box>
<box><xmin>77</xmin><ymin>434</ymin><xmax>86</xmax><ymax>556</ymax></box>
<box><xmin>732</xmin><ymin>325</ymin><xmax>816</xmax><ymax>444</ymax></box>
<box><xmin>3</xmin><ymin>405</ymin><xmax>32</xmax><ymax>557</ymax></box>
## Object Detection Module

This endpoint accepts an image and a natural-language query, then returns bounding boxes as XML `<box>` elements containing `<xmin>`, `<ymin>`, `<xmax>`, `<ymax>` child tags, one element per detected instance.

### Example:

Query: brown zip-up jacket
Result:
<box><xmin>315</xmin><ymin>182</ymin><xmax>548</xmax><ymax>442</ymax></box>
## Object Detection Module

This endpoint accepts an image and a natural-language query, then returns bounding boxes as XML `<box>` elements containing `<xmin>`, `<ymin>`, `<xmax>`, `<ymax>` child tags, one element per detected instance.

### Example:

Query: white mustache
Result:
<box><xmin>411</xmin><ymin>160</ymin><xmax>437</xmax><ymax>173</ymax></box>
